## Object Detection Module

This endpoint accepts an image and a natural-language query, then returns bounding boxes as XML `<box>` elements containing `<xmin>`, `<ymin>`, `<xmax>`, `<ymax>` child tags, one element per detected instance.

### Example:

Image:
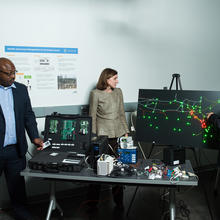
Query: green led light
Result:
<box><xmin>144</xmin><ymin>104</ymin><xmax>147</xmax><ymax>107</ymax></box>
<box><xmin>149</xmin><ymin>124</ymin><xmax>153</xmax><ymax>127</ymax></box>
<box><xmin>154</xmin><ymin>116</ymin><xmax>157</xmax><ymax>119</ymax></box>
<box><xmin>218</xmin><ymin>99</ymin><xmax>220</xmax><ymax>103</ymax></box>
<box><xmin>192</xmin><ymin>133</ymin><xmax>196</xmax><ymax>136</ymax></box>
<box><xmin>178</xmin><ymin>128</ymin><xmax>182</xmax><ymax>132</ymax></box>
<box><xmin>177</xmin><ymin>118</ymin><xmax>180</xmax><ymax>121</ymax></box>
<box><xmin>148</xmin><ymin>116</ymin><xmax>151</xmax><ymax>119</ymax></box>
<box><xmin>155</xmin><ymin>126</ymin><xmax>159</xmax><ymax>130</ymax></box>
<box><xmin>169</xmin><ymin>101</ymin><xmax>172</xmax><ymax>104</ymax></box>
<box><xmin>173</xmin><ymin>128</ymin><xmax>176</xmax><ymax>131</ymax></box>
<box><xmin>143</xmin><ymin>116</ymin><xmax>146</xmax><ymax>119</ymax></box>
<box><xmin>165</xmin><ymin>116</ymin><xmax>168</xmax><ymax>120</ymax></box>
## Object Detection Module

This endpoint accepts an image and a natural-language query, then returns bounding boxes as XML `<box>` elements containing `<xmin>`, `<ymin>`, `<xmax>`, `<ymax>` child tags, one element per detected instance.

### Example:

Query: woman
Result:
<box><xmin>88</xmin><ymin>68</ymin><xmax>129</xmax><ymax>210</ymax></box>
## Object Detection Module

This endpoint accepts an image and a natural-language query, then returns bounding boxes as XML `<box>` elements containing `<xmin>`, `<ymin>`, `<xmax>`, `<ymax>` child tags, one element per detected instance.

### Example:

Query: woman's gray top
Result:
<box><xmin>89</xmin><ymin>88</ymin><xmax>129</xmax><ymax>138</ymax></box>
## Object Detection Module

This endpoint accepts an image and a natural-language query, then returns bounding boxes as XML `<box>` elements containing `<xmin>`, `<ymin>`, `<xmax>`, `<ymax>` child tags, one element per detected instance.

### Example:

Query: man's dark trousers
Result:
<box><xmin>0</xmin><ymin>144</ymin><xmax>31</xmax><ymax>220</ymax></box>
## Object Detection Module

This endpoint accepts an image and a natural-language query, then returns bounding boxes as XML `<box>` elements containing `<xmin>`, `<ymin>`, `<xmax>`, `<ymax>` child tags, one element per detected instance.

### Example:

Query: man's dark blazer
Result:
<box><xmin>0</xmin><ymin>82</ymin><xmax>39</xmax><ymax>157</ymax></box>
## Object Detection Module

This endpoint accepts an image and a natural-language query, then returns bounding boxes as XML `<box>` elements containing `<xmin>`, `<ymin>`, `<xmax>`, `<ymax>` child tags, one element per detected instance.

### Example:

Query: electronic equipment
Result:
<box><xmin>28</xmin><ymin>151</ymin><xmax>85</xmax><ymax>172</ymax></box>
<box><xmin>86</xmin><ymin>135</ymin><xmax>109</xmax><ymax>170</ymax></box>
<box><xmin>43</xmin><ymin>112</ymin><xmax>92</xmax><ymax>153</ymax></box>
<box><xmin>28</xmin><ymin>113</ymin><xmax>92</xmax><ymax>172</ymax></box>
<box><xmin>118</xmin><ymin>147</ymin><xmax>137</xmax><ymax>164</ymax></box>
<box><xmin>119</xmin><ymin>136</ymin><xmax>133</xmax><ymax>148</ymax></box>
<box><xmin>163</xmin><ymin>147</ymin><xmax>185</xmax><ymax>166</ymax></box>
<box><xmin>136</xmin><ymin>89</ymin><xmax>220</xmax><ymax>148</ymax></box>
<box><xmin>97</xmin><ymin>155</ymin><xmax>114</xmax><ymax>176</ymax></box>
<box><xmin>42</xmin><ymin>140</ymin><xmax>51</xmax><ymax>149</ymax></box>
<box><xmin>90</xmin><ymin>135</ymin><xmax>109</xmax><ymax>156</ymax></box>
<box><xmin>117</xmin><ymin>136</ymin><xmax>137</xmax><ymax>164</ymax></box>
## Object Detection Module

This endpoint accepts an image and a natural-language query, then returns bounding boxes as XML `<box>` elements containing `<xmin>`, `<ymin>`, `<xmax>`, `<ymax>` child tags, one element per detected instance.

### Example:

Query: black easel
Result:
<box><xmin>148</xmin><ymin>73</ymin><xmax>186</xmax><ymax>159</ymax></box>
<box><xmin>169</xmin><ymin>73</ymin><xmax>182</xmax><ymax>90</ymax></box>
<box><xmin>127</xmin><ymin>74</ymin><xmax>184</xmax><ymax>218</ymax></box>
<box><xmin>148</xmin><ymin>74</ymin><xmax>200</xmax><ymax>166</ymax></box>
<box><xmin>168</xmin><ymin>74</ymin><xmax>214</xmax><ymax>220</ymax></box>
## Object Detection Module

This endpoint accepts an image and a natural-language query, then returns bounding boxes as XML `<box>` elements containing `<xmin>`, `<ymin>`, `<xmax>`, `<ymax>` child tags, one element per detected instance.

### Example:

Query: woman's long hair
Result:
<box><xmin>96</xmin><ymin>68</ymin><xmax>117</xmax><ymax>90</ymax></box>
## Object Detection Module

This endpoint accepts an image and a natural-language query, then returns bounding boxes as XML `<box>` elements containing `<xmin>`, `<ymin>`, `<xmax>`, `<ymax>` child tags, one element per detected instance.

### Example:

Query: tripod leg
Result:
<box><xmin>169</xmin><ymin>77</ymin><xmax>175</xmax><ymax>90</ymax></box>
<box><xmin>148</xmin><ymin>143</ymin><xmax>155</xmax><ymax>159</ymax></box>
<box><xmin>177</xmin><ymin>77</ymin><xmax>182</xmax><ymax>90</ymax></box>
<box><xmin>175</xmin><ymin>78</ymin><xmax>178</xmax><ymax>90</ymax></box>
<box><xmin>190</xmin><ymin>147</ymin><xmax>200</xmax><ymax>169</ymax></box>
<box><xmin>126</xmin><ymin>186</ymin><xmax>139</xmax><ymax>217</ymax></box>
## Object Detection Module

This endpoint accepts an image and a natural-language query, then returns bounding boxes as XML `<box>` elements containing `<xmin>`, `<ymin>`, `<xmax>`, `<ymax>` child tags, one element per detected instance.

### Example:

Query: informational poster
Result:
<box><xmin>4</xmin><ymin>46</ymin><xmax>78</xmax><ymax>107</ymax></box>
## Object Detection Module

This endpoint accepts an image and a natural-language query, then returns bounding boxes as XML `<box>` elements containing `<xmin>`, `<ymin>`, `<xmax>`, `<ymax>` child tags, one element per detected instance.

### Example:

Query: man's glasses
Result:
<box><xmin>0</xmin><ymin>70</ymin><xmax>18</xmax><ymax>77</ymax></box>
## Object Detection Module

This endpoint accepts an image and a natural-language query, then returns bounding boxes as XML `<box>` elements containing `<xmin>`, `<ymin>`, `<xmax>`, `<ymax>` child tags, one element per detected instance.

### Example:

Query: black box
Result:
<box><xmin>163</xmin><ymin>147</ymin><xmax>185</xmax><ymax>166</ymax></box>
<box><xmin>86</xmin><ymin>135</ymin><xmax>109</xmax><ymax>170</ymax></box>
<box><xmin>43</xmin><ymin>112</ymin><xmax>92</xmax><ymax>153</ymax></box>
<box><xmin>28</xmin><ymin>113</ymin><xmax>92</xmax><ymax>173</ymax></box>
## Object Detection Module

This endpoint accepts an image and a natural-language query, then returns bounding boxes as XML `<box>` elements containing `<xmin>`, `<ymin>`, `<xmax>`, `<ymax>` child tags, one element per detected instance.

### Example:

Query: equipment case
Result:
<box><xmin>28</xmin><ymin>113</ymin><xmax>92</xmax><ymax>172</ymax></box>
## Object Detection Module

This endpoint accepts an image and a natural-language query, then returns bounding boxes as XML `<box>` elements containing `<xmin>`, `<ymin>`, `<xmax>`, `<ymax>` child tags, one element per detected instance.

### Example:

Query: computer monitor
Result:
<box><xmin>136</xmin><ymin>89</ymin><xmax>220</xmax><ymax>148</ymax></box>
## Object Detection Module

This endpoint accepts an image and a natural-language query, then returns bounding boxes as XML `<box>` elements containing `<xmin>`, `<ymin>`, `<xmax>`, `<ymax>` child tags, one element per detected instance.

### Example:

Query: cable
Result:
<box><xmin>150</xmin><ymin>149</ymin><xmax>163</xmax><ymax>158</ymax></box>
<box><xmin>108</xmin><ymin>144</ymin><xmax>118</xmax><ymax>158</ymax></box>
<box><xmin>137</xmin><ymin>141</ymin><xmax>147</xmax><ymax>160</ymax></box>
<box><xmin>130</xmin><ymin>110</ymin><xmax>147</xmax><ymax>160</ymax></box>
<box><xmin>177</xmin><ymin>200</ymin><xmax>190</xmax><ymax>220</ymax></box>
<box><xmin>27</xmin><ymin>150</ymin><xmax>33</xmax><ymax>158</ymax></box>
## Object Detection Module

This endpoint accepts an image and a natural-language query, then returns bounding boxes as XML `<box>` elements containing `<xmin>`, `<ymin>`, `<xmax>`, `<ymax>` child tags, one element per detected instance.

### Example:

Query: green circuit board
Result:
<box><xmin>79</xmin><ymin>120</ymin><xmax>89</xmax><ymax>135</ymax></box>
<box><xmin>49</xmin><ymin>119</ymin><xmax>59</xmax><ymax>134</ymax></box>
<box><xmin>61</xmin><ymin>120</ymin><xmax>76</xmax><ymax>141</ymax></box>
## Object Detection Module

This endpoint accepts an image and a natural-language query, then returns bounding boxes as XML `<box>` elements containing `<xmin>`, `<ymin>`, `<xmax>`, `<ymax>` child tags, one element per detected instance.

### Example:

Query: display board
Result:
<box><xmin>136</xmin><ymin>89</ymin><xmax>220</xmax><ymax>148</ymax></box>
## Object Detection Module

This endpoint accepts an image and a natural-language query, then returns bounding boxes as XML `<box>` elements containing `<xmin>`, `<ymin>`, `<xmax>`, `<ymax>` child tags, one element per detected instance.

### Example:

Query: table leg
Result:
<box><xmin>169</xmin><ymin>188</ymin><xmax>176</xmax><ymax>220</ymax></box>
<box><xmin>46</xmin><ymin>181</ymin><xmax>64</xmax><ymax>220</ymax></box>
<box><xmin>126</xmin><ymin>186</ymin><xmax>139</xmax><ymax>217</ymax></box>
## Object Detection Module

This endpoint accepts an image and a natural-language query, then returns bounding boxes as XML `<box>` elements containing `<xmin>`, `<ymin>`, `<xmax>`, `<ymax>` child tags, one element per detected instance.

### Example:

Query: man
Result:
<box><xmin>0</xmin><ymin>57</ymin><xmax>43</xmax><ymax>220</ymax></box>
<box><xmin>207</xmin><ymin>112</ymin><xmax>220</xmax><ymax>129</ymax></box>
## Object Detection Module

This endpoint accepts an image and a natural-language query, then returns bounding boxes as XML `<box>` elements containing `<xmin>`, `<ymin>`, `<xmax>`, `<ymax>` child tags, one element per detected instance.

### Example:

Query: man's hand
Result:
<box><xmin>206</xmin><ymin>112</ymin><xmax>214</xmax><ymax>120</ymax></box>
<box><xmin>33</xmin><ymin>138</ymin><xmax>44</xmax><ymax>150</ymax></box>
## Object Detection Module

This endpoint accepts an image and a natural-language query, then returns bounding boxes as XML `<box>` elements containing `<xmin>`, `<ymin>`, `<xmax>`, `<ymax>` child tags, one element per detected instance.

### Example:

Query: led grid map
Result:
<box><xmin>136</xmin><ymin>89</ymin><xmax>220</xmax><ymax>148</ymax></box>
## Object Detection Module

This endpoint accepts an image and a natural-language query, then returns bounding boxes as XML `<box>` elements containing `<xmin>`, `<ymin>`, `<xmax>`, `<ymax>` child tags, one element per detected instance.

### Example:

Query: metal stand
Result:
<box><xmin>126</xmin><ymin>186</ymin><xmax>139</xmax><ymax>218</ymax></box>
<box><xmin>169</xmin><ymin>188</ymin><xmax>176</xmax><ymax>220</ymax></box>
<box><xmin>46</xmin><ymin>181</ymin><xmax>63</xmax><ymax>220</ymax></box>
<box><xmin>148</xmin><ymin>73</ymin><xmax>183</xmax><ymax>159</ymax></box>
<box><xmin>169</xmin><ymin>73</ymin><xmax>182</xmax><ymax>90</ymax></box>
